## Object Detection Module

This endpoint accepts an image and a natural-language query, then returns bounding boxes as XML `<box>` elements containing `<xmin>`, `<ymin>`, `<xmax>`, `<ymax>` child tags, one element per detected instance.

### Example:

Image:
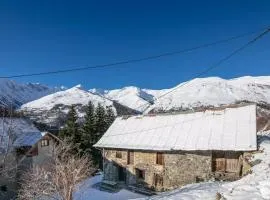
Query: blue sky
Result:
<box><xmin>0</xmin><ymin>0</ymin><xmax>269</xmax><ymax>89</ymax></box>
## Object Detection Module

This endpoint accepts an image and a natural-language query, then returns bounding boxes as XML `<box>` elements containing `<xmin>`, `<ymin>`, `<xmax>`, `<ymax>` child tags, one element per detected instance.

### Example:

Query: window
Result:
<box><xmin>28</xmin><ymin>145</ymin><xmax>38</xmax><ymax>156</ymax></box>
<box><xmin>41</xmin><ymin>139</ymin><xmax>49</xmax><ymax>147</ymax></box>
<box><xmin>136</xmin><ymin>168</ymin><xmax>145</xmax><ymax>180</ymax></box>
<box><xmin>156</xmin><ymin>152</ymin><xmax>164</xmax><ymax>165</ymax></box>
<box><xmin>0</xmin><ymin>165</ymin><xmax>3</xmax><ymax>175</ymax></box>
<box><xmin>116</xmin><ymin>151</ymin><xmax>122</xmax><ymax>158</ymax></box>
<box><xmin>0</xmin><ymin>185</ymin><xmax>7</xmax><ymax>192</ymax></box>
<box><xmin>127</xmin><ymin>150</ymin><xmax>134</xmax><ymax>165</ymax></box>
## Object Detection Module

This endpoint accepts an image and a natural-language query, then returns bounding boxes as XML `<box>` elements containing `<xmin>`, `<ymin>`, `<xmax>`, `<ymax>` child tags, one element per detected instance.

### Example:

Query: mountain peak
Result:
<box><xmin>74</xmin><ymin>84</ymin><xmax>83</xmax><ymax>89</ymax></box>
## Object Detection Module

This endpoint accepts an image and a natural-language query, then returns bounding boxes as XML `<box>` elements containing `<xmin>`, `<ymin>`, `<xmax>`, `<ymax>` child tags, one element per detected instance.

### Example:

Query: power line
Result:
<box><xmin>0</xmin><ymin>27</ymin><xmax>267</xmax><ymax>79</ymax></box>
<box><xmin>135</xmin><ymin>26</ymin><xmax>270</xmax><ymax>113</ymax></box>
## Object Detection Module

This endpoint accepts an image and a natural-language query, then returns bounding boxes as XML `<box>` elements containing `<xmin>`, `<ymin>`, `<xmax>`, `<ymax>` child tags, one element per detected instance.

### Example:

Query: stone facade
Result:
<box><xmin>103</xmin><ymin>149</ymin><xmax>244</xmax><ymax>191</ymax></box>
<box><xmin>163</xmin><ymin>151</ymin><xmax>212</xmax><ymax>190</ymax></box>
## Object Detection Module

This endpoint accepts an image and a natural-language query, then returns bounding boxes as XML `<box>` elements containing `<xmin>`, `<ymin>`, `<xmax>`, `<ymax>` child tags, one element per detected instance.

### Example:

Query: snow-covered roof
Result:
<box><xmin>0</xmin><ymin>118</ymin><xmax>42</xmax><ymax>152</ymax></box>
<box><xmin>94</xmin><ymin>104</ymin><xmax>257</xmax><ymax>151</ymax></box>
<box><xmin>13</xmin><ymin>131</ymin><xmax>42</xmax><ymax>147</ymax></box>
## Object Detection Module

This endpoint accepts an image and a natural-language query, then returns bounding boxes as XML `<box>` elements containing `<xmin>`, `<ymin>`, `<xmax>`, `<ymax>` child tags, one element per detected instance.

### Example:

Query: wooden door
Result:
<box><xmin>118</xmin><ymin>166</ymin><xmax>126</xmax><ymax>182</ymax></box>
<box><xmin>213</xmin><ymin>158</ymin><xmax>226</xmax><ymax>172</ymax></box>
<box><xmin>212</xmin><ymin>152</ymin><xmax>226</xmax><ymax>172</ymax></box>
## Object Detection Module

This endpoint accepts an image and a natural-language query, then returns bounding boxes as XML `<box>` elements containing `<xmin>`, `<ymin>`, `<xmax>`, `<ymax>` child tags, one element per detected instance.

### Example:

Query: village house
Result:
<box><xmin>0</xmin><ymin>118</ymin><xmax>58</xmax><ymax>199</ymax></box>
<box><xmin>94</xmin><ymin>104</ymin><xmax>257</xmax><ymax>191</ymax></box>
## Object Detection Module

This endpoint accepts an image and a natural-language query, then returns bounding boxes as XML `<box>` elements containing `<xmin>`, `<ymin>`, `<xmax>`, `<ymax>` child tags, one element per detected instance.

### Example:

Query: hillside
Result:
<box><xmin>90</xmin><ymin>86</ymin><xmax>156</xmax><ymax>112</ymax></box>
<box><xmin>19</xmin><ymin>76</ymin><xmax>270</xmax><ymax>129</ymax></box>
<box><xmin>0</xmin><ymin>79</ymin><xmax>59</xmax><ymax>108</ymax></box>
<box><xmin>90</xmin><ymin>76</ymin><xmax>270</xmax><ymax>113</ymax></box>
<box><xmin>146</xmin><ymin>76</ymin><xmax>270</xmax><ymax>112</ymax></box>
<box><xmin>20</xmin><ymin>85</ymin><xmax>138</xmax><ymax>127</ymax></box>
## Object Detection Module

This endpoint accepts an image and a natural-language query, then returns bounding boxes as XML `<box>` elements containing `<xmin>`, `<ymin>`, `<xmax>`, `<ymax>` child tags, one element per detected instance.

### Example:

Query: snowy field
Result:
<box><xmin>75</xmin><ymin>132</ymin><xmax>270</xmax><ymax>200</ymax></box>
<box><xmin>74</xmin><ymin>175</ymin><xmax>146</xmax><ymax>200</ymax></box>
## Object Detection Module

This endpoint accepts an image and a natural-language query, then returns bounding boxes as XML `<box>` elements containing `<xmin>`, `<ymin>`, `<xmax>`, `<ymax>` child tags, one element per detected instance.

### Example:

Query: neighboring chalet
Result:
<box><xmin>0</xmin><ymin>118</ymin><xmax>58</xmax><ymax>199</ymax></box>
<box><xmin>94</xmin><ymin>104</ymin><xmax>257</xmax><ymax>191</ymax></box>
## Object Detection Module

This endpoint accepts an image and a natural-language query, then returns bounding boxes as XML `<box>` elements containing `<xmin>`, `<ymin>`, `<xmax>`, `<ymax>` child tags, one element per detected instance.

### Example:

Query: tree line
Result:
<box><xmin>59</xmin><ymin>102</ymin><xmax>115</xmax><ymax>167</ymax></box>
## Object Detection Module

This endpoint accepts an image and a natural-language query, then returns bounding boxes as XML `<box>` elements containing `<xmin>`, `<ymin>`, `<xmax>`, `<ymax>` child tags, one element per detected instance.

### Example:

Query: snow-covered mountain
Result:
<box><xmin>90</xmin><ymin>86</ymin><xmax>156</xmax><ymax>112</ymax></box>
<box><xmin>0</xmin><ymin>79</ymin><xmax>59</xmax><ymax>108</ymax></box>
<box><xmin>90</xmin><ymin>76</ymin><xmax>270</xmax><ymax>131</ymax></box>
<box><xmin>90</xmin><ymin>76</ymin><xmax>270</xmax><ymax>113</ymax></box>
<box><xmin>21</xmin><ymin>85</ymin><xmax>137</xmax><ymax>126</ymax></box>
<box><xmin>147</xmin><ymin>76</ymin><xmax>270</xmax><ymax>112</ymax></box>
<box><xmin>19</xmin><ymin>75</ymin><xmax>270</xmax><ymax>129</ymax></box>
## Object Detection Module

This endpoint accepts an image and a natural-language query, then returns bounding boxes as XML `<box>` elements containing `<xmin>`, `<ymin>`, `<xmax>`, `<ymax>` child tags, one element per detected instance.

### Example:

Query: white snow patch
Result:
<box><xmin>74</xmin><ymin>175</ymin><xmax>146</xmax><ymax>200</ymax></box>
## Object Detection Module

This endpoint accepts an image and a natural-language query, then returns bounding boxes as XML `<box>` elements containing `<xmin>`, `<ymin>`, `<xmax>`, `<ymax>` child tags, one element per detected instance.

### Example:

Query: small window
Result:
<box><xmin>28</xmin><ymin>145</ymin><xmax>38</xmax><ymax>156</ymax></box>
<box><xmin>0</xmin><ymin>165</ymin><xmax>3</xmax><ymax>175</ymax></box>
<box><xmin>0</xmin><ymin>185</ymin><xmax>7</xmax><ymax>192</ymax></box>
<box><xmin>136</xmin><ymin>168</ymin><xmax>145</xmax><ymax>180</ymax></box>
<box><xmin>156</xmin><ymin>152</ymin><xmax>164</xmax><ymax>165</ymax></box>
<box><xmin>116</xmin><ymin>151</ymin><xmax>122</xmax><ymax>158</ymax></box>
<box><xmin>41</xmin><ymin>139</ymin><xmax>49</xmax><ymax>147</ymax></box>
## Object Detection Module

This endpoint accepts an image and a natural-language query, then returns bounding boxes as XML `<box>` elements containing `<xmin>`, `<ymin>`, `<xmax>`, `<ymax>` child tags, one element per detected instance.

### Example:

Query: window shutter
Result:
<box><xmin>156</xmin><ymin>152</ymin><xmax>164</xmax><ymax>165</ymax></box>
<box><xmin>127</xmin><ymin>150</ymin><xmax>134</xmax><ymax>164</ymax></box>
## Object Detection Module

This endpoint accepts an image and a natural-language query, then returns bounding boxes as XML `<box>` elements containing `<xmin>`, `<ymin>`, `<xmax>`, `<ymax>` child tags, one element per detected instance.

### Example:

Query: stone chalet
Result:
<box><xmin>0</xmin><ymin>118</ymin><xmax>59</xmax><ymax>199</ymax></box>
<box><xmin>94</xmin><ymin>104</ymin><xmax>257</xmax><ymax>191</ymax></box>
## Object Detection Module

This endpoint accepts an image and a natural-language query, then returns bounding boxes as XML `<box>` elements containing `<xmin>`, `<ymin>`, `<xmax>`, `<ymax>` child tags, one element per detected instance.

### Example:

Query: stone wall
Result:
<box><xmin>163</xmin><ymin>151</ymin><xmax>212</xmax><ymax>190</ymax></box>
<box><xmin>103</xmin><ymin>149</ymin><xmax>127</xmax><ymax>181</ymax></box>
<box><xmin>103</xmin><ymin>149</ymin><xmax>162</xmax><ymax>188</ymax></box>
<box><xmin>103</xmin><ymin>149</ymin><xmax>244</xmax><ymax>191</ymax></box>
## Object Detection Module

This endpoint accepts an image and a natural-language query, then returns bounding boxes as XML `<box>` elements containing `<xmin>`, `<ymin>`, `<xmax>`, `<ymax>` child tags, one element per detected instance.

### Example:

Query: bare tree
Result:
<box><xmin>18</xmin><ymin>140</ymin><xmax>94</xmax><ymax>200</ymax></box>
<box><xmin>0</xmin><ymin>116</ymin><xmax>20</xmax><ymax>199</ymax></box>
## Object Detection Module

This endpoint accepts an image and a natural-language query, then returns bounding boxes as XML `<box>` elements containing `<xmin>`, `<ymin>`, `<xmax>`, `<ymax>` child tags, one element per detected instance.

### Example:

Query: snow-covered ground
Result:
<box><xmin>74</xmin><ymin>175</ymin><xmax>146</xmax><ymax>200</ymax></box>
<box><xmin>137</xmin><ymin>132</ymin><xmax>270</xmax><ymax>200</ymax></box>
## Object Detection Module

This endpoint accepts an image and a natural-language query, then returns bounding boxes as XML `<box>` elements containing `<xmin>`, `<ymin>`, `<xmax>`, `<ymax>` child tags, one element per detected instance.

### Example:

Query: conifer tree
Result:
<box><xmin>81</xmin><ymin>101</ymin><xmax>96</xmax><ymax>154</ymax></box>
<box><xmin>94</xmin><ymin>103</ymin><xmax>107</xmax><ymax>141</ymax></box>
<box><xmin>105</xmin><ymin>106</ymin><xmax>115</xmax><ymax>130</ymax></box>
<box><xmin>90</xmin><ymin>103</ymin><xmax>107</xmax><ymax>167</ymax></box>
<box><xmin>59</xmin><ymin>105</ymin><xmax>80</xmax><ymax>145</ymax></box>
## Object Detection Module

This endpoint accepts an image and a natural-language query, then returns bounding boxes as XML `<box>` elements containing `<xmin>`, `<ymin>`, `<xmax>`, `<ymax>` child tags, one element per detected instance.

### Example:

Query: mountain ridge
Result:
<box><xmin>0</xmin><ymin>79</ymin><xmax>60</xmax><ymax>108</ymax></box>
<box><xmin>16</xmin><ymin>75</ymin><xmax>270</xmax><ymax>130</ymax></box>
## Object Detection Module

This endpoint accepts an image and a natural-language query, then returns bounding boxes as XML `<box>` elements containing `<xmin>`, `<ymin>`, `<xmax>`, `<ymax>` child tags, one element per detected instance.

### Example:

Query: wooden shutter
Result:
<box><xmin>214</xmin><ymin>158</ymin><xmax>226</xmax><ymax>172</ymax></box>
<box><xmin>225</xmin><ymin>152</ymin><xmax>239</xmax><ymax>172</ymax></box>
<box><xmin>127</xmin><ymin>150</ymin><xmax>134</xmax><ymax>164</ymax></box>
<box><xmin>156</xmin><ymin>152</ymin><xmax>164</xmax><ymax>165</ymax></box>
